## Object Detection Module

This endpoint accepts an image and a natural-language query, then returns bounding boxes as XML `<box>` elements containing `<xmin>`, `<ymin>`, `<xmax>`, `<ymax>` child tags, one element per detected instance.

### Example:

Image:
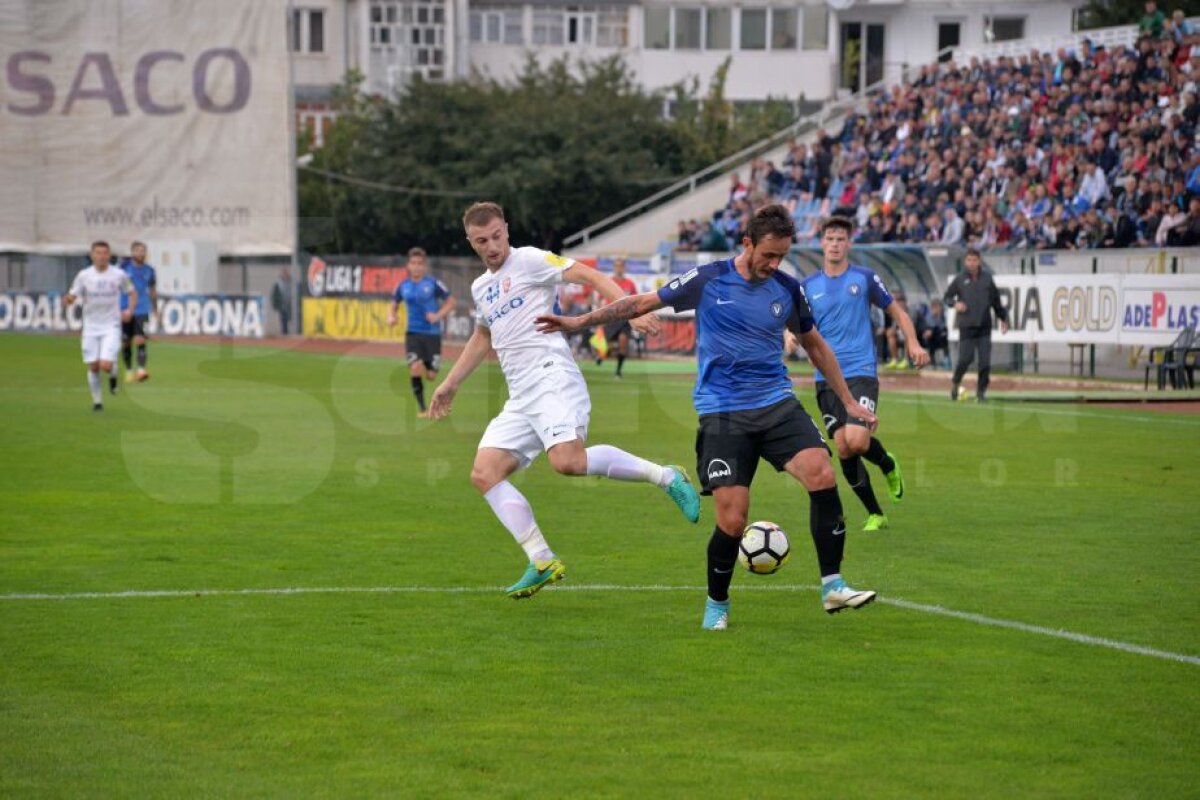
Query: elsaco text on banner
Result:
<box><xmin>0</xmin><ymin>0</ymin><xmax>293</xmax><ymax>255</ymax></box>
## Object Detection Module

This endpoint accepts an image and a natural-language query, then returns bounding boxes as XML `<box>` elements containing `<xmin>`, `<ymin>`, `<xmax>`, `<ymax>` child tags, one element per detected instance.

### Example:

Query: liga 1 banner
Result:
<box><xmin>0</xmin><ymin>291</ymin><xmax>265</xmax><ymax>338</ymax></box>
<box><xmin>300</xmin><ymin>256</ymin><xmax>410</xmax><ymax>341</ymax></box>
<box><xmin>948</xmin><ymin>273</ymin><xmax>1200</xmax><ymax>346</ymax></box>
<box><xmin>0</xmin><ymin>0</ymin><xmax>293</xmax><ymax>255</ymax></box>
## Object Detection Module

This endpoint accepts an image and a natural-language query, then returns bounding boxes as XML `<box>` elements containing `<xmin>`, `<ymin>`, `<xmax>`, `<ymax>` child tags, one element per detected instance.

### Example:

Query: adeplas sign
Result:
<box><xmin>0</xmin><ymin>0</ymin><xmax>293</xmax><ymax>256</ymax></box>
<box><xmin>1121</xmin><ymin>279</ymin><xmax>1200</xmax><ymax>341</ymax></box>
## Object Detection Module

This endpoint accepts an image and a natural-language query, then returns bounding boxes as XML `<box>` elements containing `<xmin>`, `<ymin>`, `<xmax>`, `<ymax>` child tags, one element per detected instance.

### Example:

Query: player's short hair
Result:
<box><xmin>819</xmin><ymin>216</ymin><xmax>854</xmax><ymax>237</ymax></box>
<box><xmin>90</xmin><ymin>240</ymin><xmax>110</xmax><ymax>251</ymax></box>
<box><xmin>462</xmin><ymin>202</ymin><xmax>505</xmax><ymax>230</ymax></box>
<box><xmin>408</xmin><ymin>246</ymin><xmax>427</xmax><ymax>259</ymax></box>
<box><xmin>964</xmin><ymin>247</ymin><xmax>983</xmax><ymax>259</ymax></box>
<box><xmin>130</xmin><ymin>240</ymin><xmax>146</xmax><ymax>250</ymax></box>
<box><xmin>746</xmin><ymin>204</ymin><xmax>796</xmax><ymax>244</ymax></box>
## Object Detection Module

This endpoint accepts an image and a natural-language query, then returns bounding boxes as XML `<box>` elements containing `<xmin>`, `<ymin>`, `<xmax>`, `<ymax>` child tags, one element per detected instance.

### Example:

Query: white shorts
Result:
<box><xmin>82</xmin><ymin>328</ymin><xmax>121</xmax><ymax>364</ymax></box>
<box><xmin>478</xmin><ymin>372</ymin><xmax>591</xmax><ymax>469</ymax></box>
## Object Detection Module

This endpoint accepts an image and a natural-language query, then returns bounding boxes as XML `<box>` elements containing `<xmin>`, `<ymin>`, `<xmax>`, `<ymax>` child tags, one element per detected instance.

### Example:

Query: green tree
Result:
<box><xmin>667</xmin><ymin>57</ymin><xmax>798</xmax><ymax>168</ymax></box>
<box><xmin>300</xmin><ymin>58</ymin><xmax>690</xmax><ymax>254</ymax></box>
<box><xmin>1077</xmin><ymin>0</ymin><xmax>1200</xmax><ymax>29</ymax></box>
<box><xmin>297</xmin><ymin>56</ymin><xmax>800</xmax><ymax>254</ymax></box>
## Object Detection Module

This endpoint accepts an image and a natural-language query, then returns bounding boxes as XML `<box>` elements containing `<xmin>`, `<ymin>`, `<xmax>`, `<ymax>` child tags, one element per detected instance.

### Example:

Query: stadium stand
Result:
<box><xmin>688</xmin><ymin>21</ymin><xmax>1200</xmax><ymax>253</ymax></box>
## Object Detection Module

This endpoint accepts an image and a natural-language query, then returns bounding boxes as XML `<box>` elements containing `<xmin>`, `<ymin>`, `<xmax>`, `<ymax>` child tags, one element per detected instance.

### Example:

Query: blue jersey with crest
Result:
<box><xmin>657</xmin><ymin>260</ymin><xmax>814</xmax><ymax>415</ymax></box>
<box><xmin>800</xmin><ymin>265</ymin><xmax>893</xmax><ymax>381</ymax></box>
<box><xmin>393</xmin><ymin>276</ymin><xmax>451</xmax><ymax>335</ymax></box>
<box><xmin>118</xmin><ymin>261</ymin><xmax>156</xmax><ymax>315</ymax></box>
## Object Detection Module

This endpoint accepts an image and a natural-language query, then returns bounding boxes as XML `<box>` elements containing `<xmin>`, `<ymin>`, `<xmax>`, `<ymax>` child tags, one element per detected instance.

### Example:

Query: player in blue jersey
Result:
<box><xmin>797</xmin><ymin>217</ymin><xmax>928</xmax><ymax>532</ymax></box>
<box><xmin>537</xmin><ymin>205</ymin><xmax>879</xmax><ymax>630</ymax></box>
<box><xmin>119</xmin><ymin>242</ymin><xmax>158</xmax><ymax>384</ymax></box>
<box><xmin>388</xmin><ymin>247</ymin><xmax>456</xmax><ymax>417</ymax></box>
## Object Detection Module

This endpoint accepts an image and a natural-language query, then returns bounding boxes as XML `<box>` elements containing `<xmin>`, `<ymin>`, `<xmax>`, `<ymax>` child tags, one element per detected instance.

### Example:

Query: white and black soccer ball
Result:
<box><xmin>738</xmin><ymin>521</ymin><xmax>790</xmax><ymax>575</ymax></box>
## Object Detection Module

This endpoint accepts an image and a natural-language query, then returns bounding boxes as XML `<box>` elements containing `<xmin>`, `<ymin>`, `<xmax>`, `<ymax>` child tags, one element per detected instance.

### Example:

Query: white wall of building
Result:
<box><xmin>836</xmin><ymin>0</ymin><xmax>1081</xmax><ymax>89</ymax></box>
<box><xmin>291</xmin><ymin>1</ymin><xmax>355</xmax><ymax>88</ymax></box>
<box><xmin>466</xmin><ymin>2</ymin><xmax>837</xmax><ymax>103</ymax></box>
<box><xmin>352</xmin><ymin>0</ymin><xmax>1082</xmax><ymax>102</ymax></box>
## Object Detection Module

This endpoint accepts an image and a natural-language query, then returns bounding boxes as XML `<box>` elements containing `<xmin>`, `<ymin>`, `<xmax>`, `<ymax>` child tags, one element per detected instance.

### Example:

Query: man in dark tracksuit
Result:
<box><xmin>943</xmin><ymin>248</ymin><xmax>1009</xmax><ymax>402</ymax></box>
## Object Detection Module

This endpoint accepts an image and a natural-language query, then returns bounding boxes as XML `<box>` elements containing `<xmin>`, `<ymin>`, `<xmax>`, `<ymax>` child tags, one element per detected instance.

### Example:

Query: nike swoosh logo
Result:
<box><xmin>716</xmin><ymin>299</ymin><xmax>733</xmax><ymax>305</ymax></box>
<box><xmin>832</xmin><ymin>526</ymin><xmax>846</xmax><ymax>537</ymax></box>
<box><xmin>813</xmin><ymin>293</ymin><xmax>826</xmax><ymax>300</ymax></box>
<box><xmin>714</xmin><ymin>568</ymin><xmax>734</xmax><ymax>574</ymax></box>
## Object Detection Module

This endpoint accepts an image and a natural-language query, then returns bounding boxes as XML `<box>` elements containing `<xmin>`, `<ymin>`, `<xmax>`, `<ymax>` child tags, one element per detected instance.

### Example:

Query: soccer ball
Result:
<box><xmin>738</xmin><ymin>521</ymin><xmax>790</xmax><ymax>575</ymax></box>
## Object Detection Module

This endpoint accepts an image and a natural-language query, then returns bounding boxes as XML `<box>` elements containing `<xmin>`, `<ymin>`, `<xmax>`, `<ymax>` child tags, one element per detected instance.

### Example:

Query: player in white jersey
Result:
<box><xmin>63</xmin><ymin>241</ymin><xmax>137</xmax><ymax>411</ymax></box>
<box><xmin>428</xmin><ymin>202</ymin><xmax>701</xmax><ymax>599</ymax></box>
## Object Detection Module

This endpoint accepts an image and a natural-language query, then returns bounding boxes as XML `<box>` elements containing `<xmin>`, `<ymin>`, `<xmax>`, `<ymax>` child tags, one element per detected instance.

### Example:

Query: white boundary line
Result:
<box><xmin>2</xmin><ymin>583</ymin><xmax>1196</xmax><ymax>666</ymax></box>
<box><xmin>886</xmin><ymin>395</ymin><xmax>1200</xmax><ymax>426</ymax></box>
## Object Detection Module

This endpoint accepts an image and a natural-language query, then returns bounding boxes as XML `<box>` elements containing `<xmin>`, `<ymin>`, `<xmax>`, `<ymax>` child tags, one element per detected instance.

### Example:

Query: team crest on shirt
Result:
<box><xmin>770</xmin><ymin>301</ymin><xmax>784</xmax><ymax>318</ymax></box>
<box><xmin>849</xmin><ymin>284</ymin><xmax>861</xmax><ymax>295</ymax></box>
<box><xmin>502</xmin><ymin>278</ymin><xmax>511</xmax><ymax>294</ymax></box>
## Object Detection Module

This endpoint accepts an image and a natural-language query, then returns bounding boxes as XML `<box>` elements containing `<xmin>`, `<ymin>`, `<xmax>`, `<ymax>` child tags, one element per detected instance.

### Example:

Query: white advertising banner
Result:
<box><xmin>0</xmin><ymin>0</ymin><xmax>294</xmax><ymax>256</ymax></box>
<box><xmin>948</xmin><ymin>274</ymin><xmax>1200</xmax><ymax>346</ymax></box>
<box><xmin>0</xmin><ymin>291</ymin><xmax>265</xmax><ymax>338</ymax></box>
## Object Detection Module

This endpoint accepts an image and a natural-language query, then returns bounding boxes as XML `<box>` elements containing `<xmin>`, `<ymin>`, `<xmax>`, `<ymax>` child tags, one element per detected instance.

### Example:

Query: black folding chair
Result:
<box><xmin>1144</xmin><ymin>327</ymin><xmax>1197</xmax><ymax>390</ymax></box>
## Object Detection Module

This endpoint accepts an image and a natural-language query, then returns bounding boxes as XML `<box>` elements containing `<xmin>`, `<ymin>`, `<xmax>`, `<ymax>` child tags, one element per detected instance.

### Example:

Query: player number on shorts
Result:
<box><xmin>858</xmin><ymin>396</ymin><xmax>876</xmax><ymax>413</ymax></box>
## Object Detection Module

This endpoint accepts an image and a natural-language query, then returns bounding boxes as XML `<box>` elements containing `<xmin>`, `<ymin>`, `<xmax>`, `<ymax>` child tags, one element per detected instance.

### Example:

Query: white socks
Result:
<box><xmin>484</xmin><ymin>481</ymin><xmax>553</xmax><ymax>563</ymax></box>
<box><xmin>585</xmin><ymin>444</ymin><xmax>672</xmax><ymax>487</ymax></box>
<box><xmin>87</xmin><ymin>371</ymin><xmax>102</xmax><ymax>404</ymax></box>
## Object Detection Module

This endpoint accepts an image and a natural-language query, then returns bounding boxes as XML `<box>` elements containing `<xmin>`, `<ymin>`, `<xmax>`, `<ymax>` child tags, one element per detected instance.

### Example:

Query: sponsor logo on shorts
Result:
<box><xmin>707</xmin><ymin>458</ymin><xmax>732</xmax><ymax>480</ymax></box>
<box><xmin>823</xmin><ymin>414</ymin><xmax>838</xmax><ymax>430</ymax></box>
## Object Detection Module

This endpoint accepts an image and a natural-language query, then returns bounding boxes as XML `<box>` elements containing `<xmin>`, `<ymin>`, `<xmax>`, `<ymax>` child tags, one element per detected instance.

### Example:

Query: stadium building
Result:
<box><xmin>294</xmin><ymin>0</ymin><xmax>1084</xmax><ymax>142</ymax></box>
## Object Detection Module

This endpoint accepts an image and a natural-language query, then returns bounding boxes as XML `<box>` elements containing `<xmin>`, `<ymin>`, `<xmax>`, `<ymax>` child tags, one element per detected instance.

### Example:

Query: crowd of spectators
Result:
<box><xmin>678</xmin><ymin>3</ymin><xmax>1200</xmax><ymax>253</ymax></box>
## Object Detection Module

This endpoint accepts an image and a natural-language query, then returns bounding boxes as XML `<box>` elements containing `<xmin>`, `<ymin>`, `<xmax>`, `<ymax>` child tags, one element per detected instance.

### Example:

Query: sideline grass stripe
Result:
<box><xmin>3</xmin><ymin>583</ymin><xmax>1196</xmax><ymax>666</ymax></box>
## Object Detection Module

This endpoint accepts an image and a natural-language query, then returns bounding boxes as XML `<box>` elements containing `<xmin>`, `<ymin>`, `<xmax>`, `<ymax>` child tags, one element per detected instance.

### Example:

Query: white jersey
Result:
<box><xmin>472</xmin><ymin>246</ymin><xmax>581</xmax><ymax>395</ymax></box>
<box><xmin>68</xmin><ymin>265</ymin><xmax>133</xmax><ymax>335</ymax></box>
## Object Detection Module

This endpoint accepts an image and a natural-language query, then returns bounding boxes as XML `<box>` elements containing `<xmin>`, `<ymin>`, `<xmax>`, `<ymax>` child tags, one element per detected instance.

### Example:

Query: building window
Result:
<box><xmin>370</xmin><ymin>0</ymin><xmax>447</xmax><ymax>83</ymax></box>
<box><xmin>470</xmin><ymin>8</ymin><xmax>521</xmax><ymax>43</ymax></box>
<box><xmin>705</xmin><ymin>8</ymin><xmax>731</xmax><ymax>50</ymax></box>
<box><xmin>566</xmin><ymin>7</ymin><xmax>596</xmax><ymax>45</ymax></box>
<box><xmin>802</xmin><ymin>5</ymin><xmax>828</xmax><ymax>50</ymax></box>
<box><xmin>986</xmin><ymin>16</ymin><xmax>1025</xmax><ymax>42</ymax></box>
<box><xmin>291</xmin><ymin>8</ymin><xmax>326</xmax><ymax>53</ymax></box>
<box><xmin>740</xmin><ymin>8</ymin><xmax>766</xmax><ymax>50</ymax></box>
<box><xmin>771</xmin><ymin>8</ymin><xmax>796</xmax><ymax>50</ymax></box>
<box><xmin>298</xmin><ymin>105</ymin><xmax>338</xmax><ymax>148</ymax></box>
<box><xmin>504</xmin><ymin>9</ymin><xmax>523</xmax><ymax>43</ymax></box>
<box><xmin>533</xmin><ymin>6</ymin><xmax>565</xmax><ymax>45</ymax></box>
<box><xmin>644</xmin><ymin>7</ymin><xmax>669</xmax><ymax>49</ymax></box>
<box><xmin>674</xmin><ymin>8</ymin><xmax>701</xmax><ymax>50</ymax></box>
<box><xmin>597</xmin><ymin>7</ymin><xmax>628</xmax><ymax>47</ymax></box>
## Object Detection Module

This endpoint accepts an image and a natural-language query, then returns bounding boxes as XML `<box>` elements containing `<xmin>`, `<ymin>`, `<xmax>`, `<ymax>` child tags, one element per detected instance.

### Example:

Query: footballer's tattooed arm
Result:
<box><xmin>535</xmin><ymin>293</ymin><xmax>663</xmax><ymax>335</ymax></box>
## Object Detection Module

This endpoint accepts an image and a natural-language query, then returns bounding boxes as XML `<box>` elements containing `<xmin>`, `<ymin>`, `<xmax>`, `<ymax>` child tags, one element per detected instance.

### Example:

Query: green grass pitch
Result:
<box><xmin>1</xmin><ymin>333</ymin><xmax>1197</xmax><ymax>798</ymax></box>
